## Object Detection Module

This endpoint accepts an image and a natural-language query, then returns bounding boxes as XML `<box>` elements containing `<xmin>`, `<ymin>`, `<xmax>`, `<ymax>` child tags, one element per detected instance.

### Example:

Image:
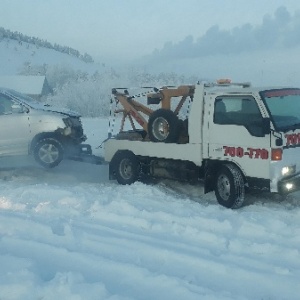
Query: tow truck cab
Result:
<box><xmin>200</xmin><ymin>85</ymin><xmax>300</xmax><ymax>195</ymax></box>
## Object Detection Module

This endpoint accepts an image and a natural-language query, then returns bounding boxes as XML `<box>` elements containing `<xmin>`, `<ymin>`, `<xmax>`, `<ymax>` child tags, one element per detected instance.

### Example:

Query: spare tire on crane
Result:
<box><xmin>148</xmin><ymin>109</ymin><xmax>180</xmax><ymax>143</ymax></box>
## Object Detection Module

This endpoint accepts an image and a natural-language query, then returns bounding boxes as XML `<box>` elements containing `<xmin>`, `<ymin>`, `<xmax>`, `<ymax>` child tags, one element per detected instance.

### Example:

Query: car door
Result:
<box><xmin>0</xmin><ymin>93</ymin><xmax>31</xmax><ymax>156</ymax></box>
<box><xmin>207</xmin><ymin>95</ymin><xmax>271</xmax><ymax>179</ymax></box>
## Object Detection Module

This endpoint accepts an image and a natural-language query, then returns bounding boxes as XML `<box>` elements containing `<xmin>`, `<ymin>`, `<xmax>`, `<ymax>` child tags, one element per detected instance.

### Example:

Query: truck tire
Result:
<box><xmin>111</xmin><ymin>151</ymin><xmax>140</xmax><ymax>185</ymax></box>
<box><xmin>34</xmin><ymin>138</ymin><xmax>64</xmax><ymax>168</ymax></box>
<box><xmin>215</xmin><ymin>164</ymin><xmax>245</xmax><ymax>209</ymax></box>
<box><xmin>148</xmin><ymin>109</ymin><xmax>180</xmax><ymax>143</ymax></box>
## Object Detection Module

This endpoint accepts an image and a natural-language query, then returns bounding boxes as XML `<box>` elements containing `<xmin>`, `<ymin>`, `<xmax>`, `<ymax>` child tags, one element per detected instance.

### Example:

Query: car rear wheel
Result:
<box><xmin>34</xmin><ymin>138</ymin><xmax>64</xmax><ymax>168</ymax></box>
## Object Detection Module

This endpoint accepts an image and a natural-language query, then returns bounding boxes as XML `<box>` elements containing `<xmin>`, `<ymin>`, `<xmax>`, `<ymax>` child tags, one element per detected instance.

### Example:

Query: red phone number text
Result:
<box><xmin>223</xmin><ymin>146</ymin><xmax>269</xmax><ymax>159</ymax></box>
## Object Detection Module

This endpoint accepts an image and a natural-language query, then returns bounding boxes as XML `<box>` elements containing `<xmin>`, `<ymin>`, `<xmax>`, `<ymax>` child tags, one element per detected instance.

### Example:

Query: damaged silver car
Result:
<box><xmin>0</xmin><ymin>87</ymin><xmax>88</xmax><ymax>168</ymax></box>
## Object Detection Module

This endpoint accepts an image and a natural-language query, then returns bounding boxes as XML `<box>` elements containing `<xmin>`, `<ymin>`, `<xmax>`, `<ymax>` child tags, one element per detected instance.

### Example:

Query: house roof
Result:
<box><xmin>0</xmin><ymin>75</ymin><xmax>47</xmax><ymax>95</ymax></box>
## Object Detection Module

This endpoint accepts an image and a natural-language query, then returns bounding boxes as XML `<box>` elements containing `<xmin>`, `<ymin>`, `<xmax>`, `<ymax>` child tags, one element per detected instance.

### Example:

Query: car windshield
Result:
<box><xmin>5</xmin><ymin>89</ymin><xmax>42</xmax><ymax>107</ymax></box>
<box><xmin>261</xmin><ymin>88</ymin><xmax>300</xmax><ymax>132</ymax></box>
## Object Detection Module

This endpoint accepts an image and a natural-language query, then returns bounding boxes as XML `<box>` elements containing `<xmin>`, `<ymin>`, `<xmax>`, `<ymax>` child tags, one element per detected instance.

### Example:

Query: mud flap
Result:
<box><xmin>204</xmin><ymin>168</ymin><xmax>215</xmax><ymax>194</ymax></box>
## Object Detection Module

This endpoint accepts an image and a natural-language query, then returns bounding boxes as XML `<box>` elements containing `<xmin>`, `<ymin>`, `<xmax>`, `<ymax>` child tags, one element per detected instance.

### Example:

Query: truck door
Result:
<box><xmin>207</xmin><ymin>95</ymin><xmax>270</xmax><ymax>179</ymax></box>
<box><xmin>0</xmin><ymin>94</ymin><xmax>31</xmax><ymax>156</ymax></box>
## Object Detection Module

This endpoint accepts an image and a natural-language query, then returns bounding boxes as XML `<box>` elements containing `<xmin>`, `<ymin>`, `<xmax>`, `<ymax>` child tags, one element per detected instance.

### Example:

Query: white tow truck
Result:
<box><xmin>103</xmin><ymin>80</ymin><xmax>300</xmax><ymax>208</ymax></box>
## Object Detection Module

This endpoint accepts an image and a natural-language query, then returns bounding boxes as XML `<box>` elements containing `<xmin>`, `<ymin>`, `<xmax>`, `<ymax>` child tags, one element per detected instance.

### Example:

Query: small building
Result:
<box><xmin>0</xmin><ymin>75</ymin><xmax>52</xmax><ymax>100</ymax></box>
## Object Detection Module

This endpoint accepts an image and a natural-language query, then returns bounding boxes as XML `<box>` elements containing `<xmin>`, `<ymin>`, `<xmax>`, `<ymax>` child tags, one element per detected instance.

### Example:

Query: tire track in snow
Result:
<box><xmin>1</xmin><ymin>164</ymin><xmax>300</xmax><ymax>299</ymax></box>
<box><xmin>1</xmin><ymin>195</ymin><xmax>300</xmax><ymax>300</ymax></box>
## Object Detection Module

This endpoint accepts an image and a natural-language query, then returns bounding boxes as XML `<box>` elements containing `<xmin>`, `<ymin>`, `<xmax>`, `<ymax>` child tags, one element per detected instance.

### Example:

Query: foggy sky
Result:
<box><xmin>1</xmin><ymin>0</ymin><xmax>300</xmax><ymax>62</ymax></box>
<box><xmin>149</xmin><ymin>6</ymin><xmax>300</xmax><ymax>61</ymax></box>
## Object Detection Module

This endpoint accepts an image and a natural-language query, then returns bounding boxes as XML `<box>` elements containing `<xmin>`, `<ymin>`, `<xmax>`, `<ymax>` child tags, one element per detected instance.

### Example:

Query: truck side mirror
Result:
<box><xmin>276</xmin><ymin>138</ymin><xmax>283</xmax><ymax>146</ymax></box>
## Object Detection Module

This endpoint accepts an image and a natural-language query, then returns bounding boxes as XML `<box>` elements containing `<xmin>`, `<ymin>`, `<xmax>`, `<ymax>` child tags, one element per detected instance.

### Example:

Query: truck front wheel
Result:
<box><xmin>111</xmin><ymin>151</ymin><xmax>140</xmax><ymax>185</ymax></box>
<box><xmin>148</xmin><ymin>109</ymin><xmax>180</xmax><ymax>143</ymax></box>
<box><xmin>34</xmin><ymin>138</ymin><xmax>64</xmax><ymax>168</ymax></box>
<box><xmin>215</xmin><ymin>164</ymin><xmax>245</xmax><ymax>209</ymax></box>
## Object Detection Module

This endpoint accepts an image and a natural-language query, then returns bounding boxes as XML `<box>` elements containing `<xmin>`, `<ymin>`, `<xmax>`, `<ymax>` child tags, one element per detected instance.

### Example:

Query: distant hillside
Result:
<box><xmin>0</xmin><ymin>36</ymin><xmax>101</xmax><ymax>76</ymax></box>
<box><xmin>0</xmin><ymin>27</ymin><xmax>93</xmax><ymax>63</ymax></box>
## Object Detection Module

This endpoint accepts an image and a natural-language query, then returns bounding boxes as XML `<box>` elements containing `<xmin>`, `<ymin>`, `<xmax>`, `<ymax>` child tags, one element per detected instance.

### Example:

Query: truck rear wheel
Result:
<box><xmin>111</xmin><ymin>151</ymin><xmax>140</xmax><ymax>185</ymax></box>
<box><xmin>215</xmin><ymin>164</ymin><xmax>245</xmax><ymax>209</ymax></box>
<box><xmin>148</xmin><ymin>109</ymin><xmax>180</xmax><ymax>143</ymax></box>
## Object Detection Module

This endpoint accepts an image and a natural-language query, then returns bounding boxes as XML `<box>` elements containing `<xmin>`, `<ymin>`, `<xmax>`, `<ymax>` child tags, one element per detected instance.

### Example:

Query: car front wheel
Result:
<box><xmin>34</xmin><ymin>138</ymin><xmax>64</xmax><ymax>168</ymax></box>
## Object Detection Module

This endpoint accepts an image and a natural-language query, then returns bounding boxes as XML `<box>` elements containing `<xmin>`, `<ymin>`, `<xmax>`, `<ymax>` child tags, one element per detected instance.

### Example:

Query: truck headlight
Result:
<box><xmin>285</xmin><ymin>183</ymin><xmax>294</xmax><ymax>191</ymax></box>
<box><xmin>281</xmin><ymin>165</ymin><xmax>296</xmax><ymax>176</ymax></box>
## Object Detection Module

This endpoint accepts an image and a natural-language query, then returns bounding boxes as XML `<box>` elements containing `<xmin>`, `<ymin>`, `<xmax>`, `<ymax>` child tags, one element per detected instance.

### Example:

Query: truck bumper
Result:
<box><xmin>278</xmin><ymin>173</ymin><xmax>300</xmax><ymax>194</ymax></box>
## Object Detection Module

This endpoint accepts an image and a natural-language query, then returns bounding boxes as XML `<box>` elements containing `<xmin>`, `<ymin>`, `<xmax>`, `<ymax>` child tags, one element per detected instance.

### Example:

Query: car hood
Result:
<box><xmin>38</xmin><ymin>105</ymin><xmax>81</xmax><ymax>117</ymax></box>
<box><xmin>3</xmin><ymin>89</ymin><xmax>81</xmax><ymax>117</ymax></box>
<box><xmin>23</xmin><ymin>102</ymin><xmax>81</xmax><ymax>117</ymax></box>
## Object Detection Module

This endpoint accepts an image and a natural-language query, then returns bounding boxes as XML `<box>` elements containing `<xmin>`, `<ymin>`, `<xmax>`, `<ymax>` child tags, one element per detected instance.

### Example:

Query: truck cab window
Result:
<box><xmin>214</xmin><ymin>96</ymin><xmax>264</xmax><ymax>136</ymax></box>
<box><xmin>214</xmin><ymin>99</ymin><xmax>229</xmax><ymax>124</ymax></box>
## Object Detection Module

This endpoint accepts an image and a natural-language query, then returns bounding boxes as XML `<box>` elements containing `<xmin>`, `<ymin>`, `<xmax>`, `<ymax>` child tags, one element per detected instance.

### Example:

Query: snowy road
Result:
<box><xmin>0</xmin><ymin>118</ymin><xmax>300</xmax><ymax>299</ymax></box>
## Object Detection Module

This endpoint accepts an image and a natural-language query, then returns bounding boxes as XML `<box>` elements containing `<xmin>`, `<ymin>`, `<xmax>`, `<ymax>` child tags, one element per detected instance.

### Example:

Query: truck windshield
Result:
<box><xmin>261</xmin><ymin>88</ymin><xmax>300</xmax><ymax>132</ymax></box>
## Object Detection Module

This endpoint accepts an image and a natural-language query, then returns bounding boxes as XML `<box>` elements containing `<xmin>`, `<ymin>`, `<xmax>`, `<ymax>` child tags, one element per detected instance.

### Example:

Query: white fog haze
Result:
<box><xmin>1</xmin><ymin>1</ymin><xmax>300</xmax><ymax>299</ymax></box>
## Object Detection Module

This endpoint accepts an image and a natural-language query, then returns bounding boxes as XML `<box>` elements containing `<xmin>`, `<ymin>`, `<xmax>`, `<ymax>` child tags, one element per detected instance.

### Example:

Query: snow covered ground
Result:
<box><xmin>0</xmin><ymin>117</ymin><xmax>300</xmax><ymax>300</ymax></box>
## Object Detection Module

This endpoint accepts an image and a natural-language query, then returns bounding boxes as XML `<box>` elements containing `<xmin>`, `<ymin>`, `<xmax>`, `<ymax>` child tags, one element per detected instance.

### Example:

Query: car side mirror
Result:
<box><xmin>11</xmin><ymin>104</ymin><xmax>23</xmax><ymax>113</ymax></box>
